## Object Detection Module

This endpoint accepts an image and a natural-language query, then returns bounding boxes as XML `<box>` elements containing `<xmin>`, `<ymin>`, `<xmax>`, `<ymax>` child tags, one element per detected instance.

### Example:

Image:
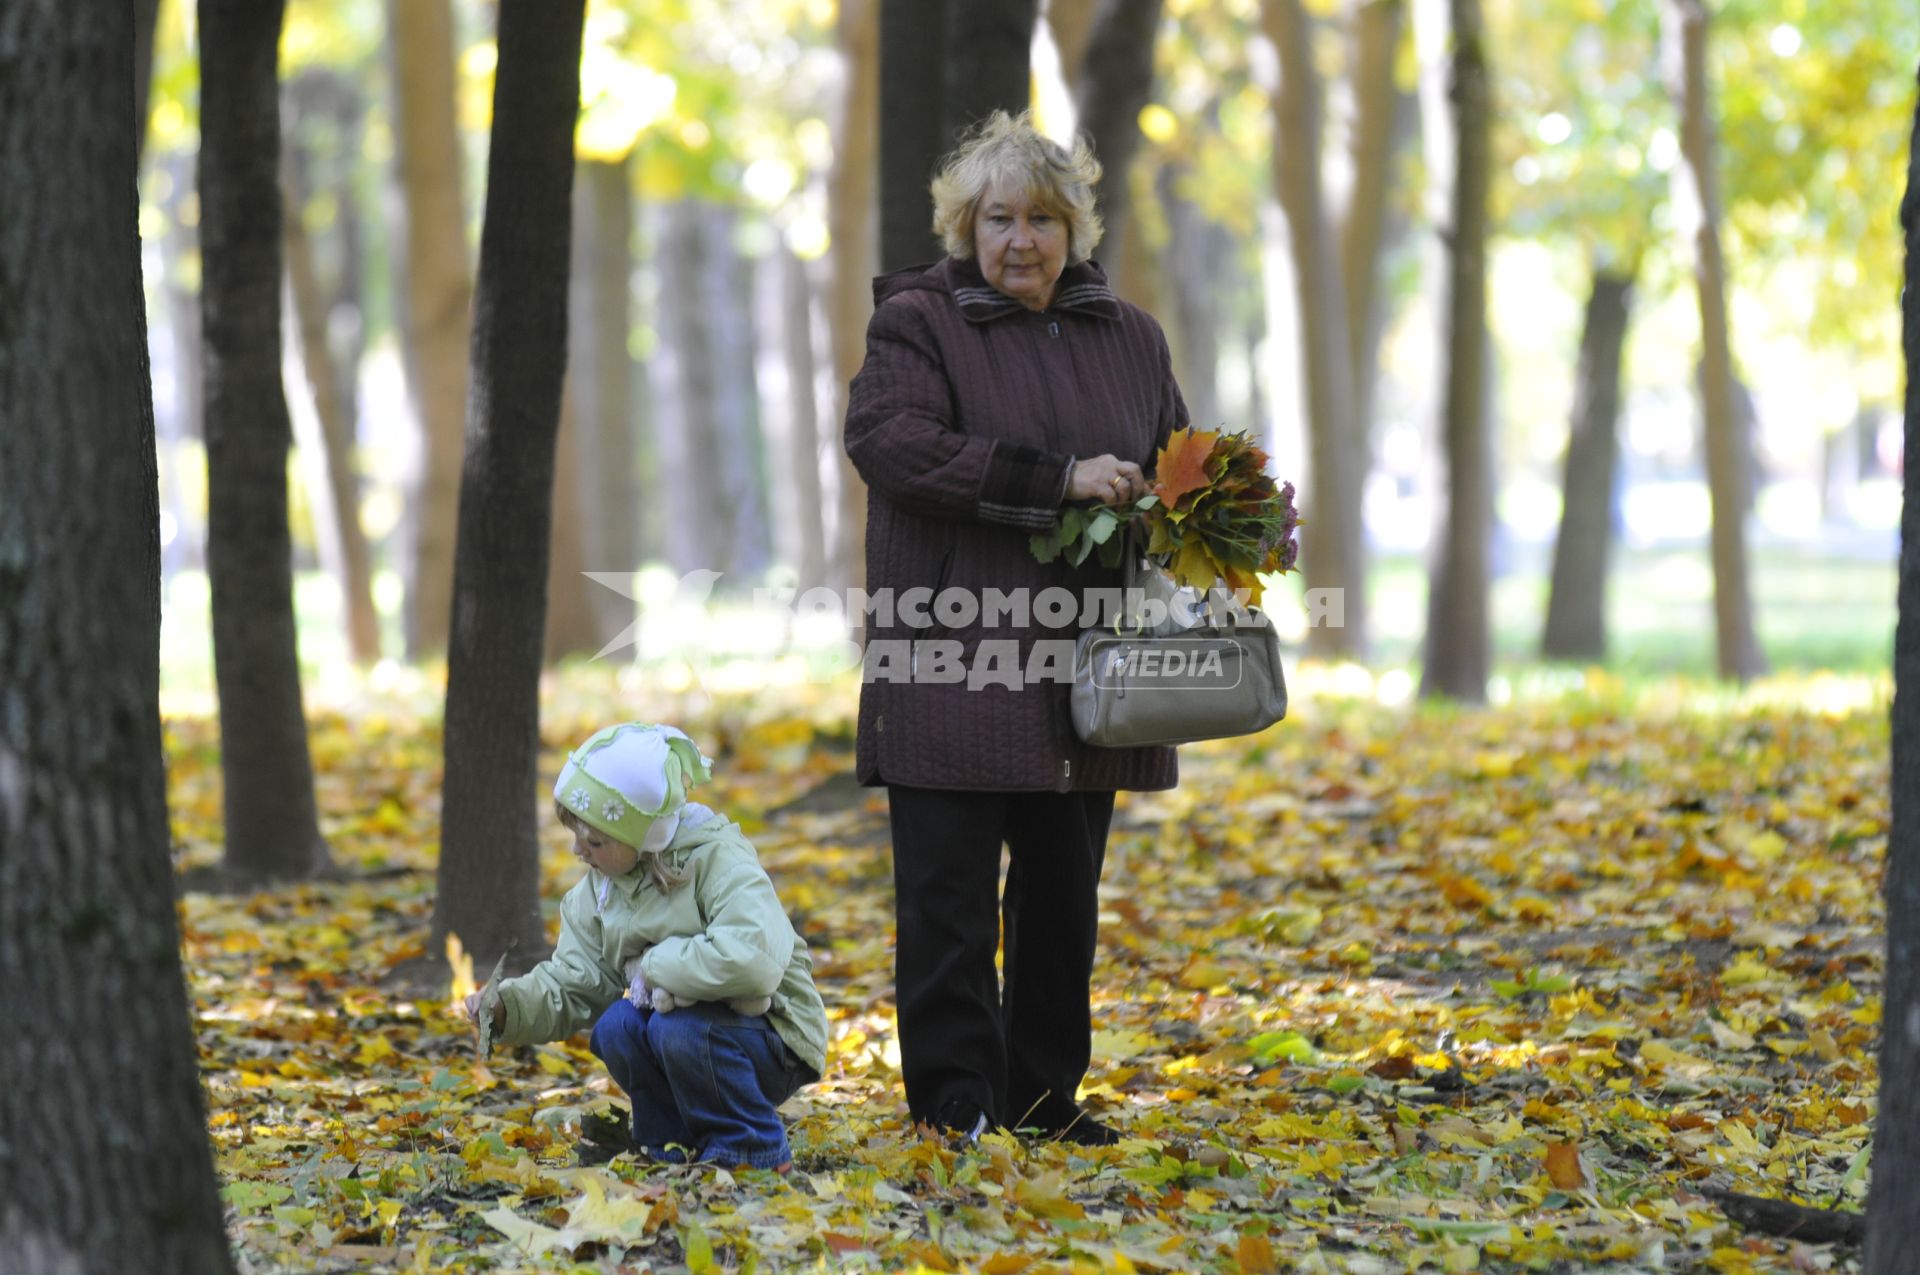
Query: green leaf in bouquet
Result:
<box><xmin>1029</xmin><ymin>506</ymin><xmax>1088</xmax><ymax>564</ymax></box>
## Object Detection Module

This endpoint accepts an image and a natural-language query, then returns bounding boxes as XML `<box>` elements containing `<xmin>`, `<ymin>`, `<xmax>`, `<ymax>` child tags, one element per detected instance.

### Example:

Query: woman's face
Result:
<box><xmin>973</xmin><ymin>178</ymin><xmax>1067</xmax><ymax>310</ymax></box>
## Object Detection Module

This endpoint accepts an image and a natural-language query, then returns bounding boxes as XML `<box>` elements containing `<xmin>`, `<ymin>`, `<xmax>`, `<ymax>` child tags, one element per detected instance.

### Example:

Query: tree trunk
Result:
<box><xmin>199</xmin><ymin>0</ymin><xmax>331</xmax><ymax>882</ymax></box>
<box><xmin>1865</xmin><ymin>61</ymin><xmax>1920</xmax><ymax>1275</ymax></box>
<box><xmin>431</xmin><ymin>0</ymin><xmax>587</xmax><ymax>977</ymax></box>
<box><xmin>1418</xmin><ymin>0</ymin><xmax>1492</xmax><ymax>703</ymax></box>
<box><xmin>567</xmin><ymin>158</ymin><xmax>638</xmax><ymax>637</ymax></box>
<box><xmin>763</xmin><ymin>240</ymin><xmax>830</xmax><ymax>588</ymax></box>
<box><xmin>1343</xmin><ymin>0</ymin><xmax>1413</xmax><ymax>443</ymax></box>
<box><xmin>829</xmin><ymin>0</ymin><xmax>877</xmax><ymax>595</ymax></box>
<box><xmin>387</xmin><ymin>0</ymin><xmax>473</xmax><ymax>660</ymax></box>
<box><xmin>284</xmin><ymin>150</ymin><xmax>380</xmax><ymax>664</ymax></box>
<box><xmin>657</xmin><ymin>200</ymin><xmax>733</xmax><ymax>574</ymax></box>
<box><xmin>1160</xmin><ymin>167</ymin><xmax>1220</xmax><ymax>433</ymax></box>
<box><xmin>545</xmin><ymin>385</ymin><xmax>600</xmax><ymax>660</ymax></box>
<box><xmin>880</xmin><ymin>0</ymin><xmax>952</xmax><ymax>271</ymax></box>
<box><xmin>943</xmin><ymin>0</ymin><xmax>1036</xmax><ymax>149</ymax></box>
<box><xmin>1541</xmin><ymin>268</ymin><xmax>1632</xmax><ymax>661</ymax></box>
<box><xmin>160</xmin><ymin>149</ymin><xmax>205</xmax><ymax>577</ymax></box>
<box><xmin>1661</xmin><ymin>0</ymin><xmax>1765</xmax><ymax>683</ymax></box>
<box><xmin>135</xmin><ymin>0</ymin><xmax>160</xmax><ymax>162</ymax></box>
<box><xmin>706</xmin><ymin>205</ymin><xmax>773</xmax><ymax>579</ymax></box>
<box><xmin>1263</xmin><ymin>0</ymin><xmax>1369</xmax><ymax>660</ymax></box>
<box><xmin>1072</xmin><ymin>0</ymin><xmax>1162</xmax><ymax>286</ymax></box>
<box><xmin>0</xmin><ymin>8</ymin><xmax>237</xmax><ymax>1270</ymax></box>
<box><xmin>1046</xmin><ymin>0</ymin><xmax>1101</xmax><ymax>93</ymax></box>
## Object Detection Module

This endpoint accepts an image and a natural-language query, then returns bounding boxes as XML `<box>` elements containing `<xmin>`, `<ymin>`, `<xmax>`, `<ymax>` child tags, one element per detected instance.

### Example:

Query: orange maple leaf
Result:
<box><xmin>1151</xmin><ymin>428</ymin><xmax>1220</xmax><ymax>509</ymax></box>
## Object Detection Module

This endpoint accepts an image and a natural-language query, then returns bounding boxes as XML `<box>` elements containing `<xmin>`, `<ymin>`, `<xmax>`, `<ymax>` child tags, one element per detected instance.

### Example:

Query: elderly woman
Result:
<box><xmin>843</xmin><ymin>111</ymin><xmax>1188</xmax><ymax>1146</ymax></box>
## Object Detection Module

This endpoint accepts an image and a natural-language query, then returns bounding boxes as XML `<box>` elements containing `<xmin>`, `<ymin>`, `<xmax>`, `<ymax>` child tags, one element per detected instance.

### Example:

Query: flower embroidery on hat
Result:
<box><xmin>602</xmin><ymin>798</ymin><xmax>627</xmax><ymax>824</ymax></box>
<box><xmin>568</xmin><ymin>786</ymin><xmax>592</xmax><ymax>813</ymax></box>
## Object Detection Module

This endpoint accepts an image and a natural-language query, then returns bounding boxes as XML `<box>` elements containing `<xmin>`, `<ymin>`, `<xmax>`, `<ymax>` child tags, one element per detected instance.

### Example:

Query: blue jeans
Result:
<box><xmin>588</xmin><ymin>998</ymin><xmax>808</xmax><ymax>1169</ymax></box>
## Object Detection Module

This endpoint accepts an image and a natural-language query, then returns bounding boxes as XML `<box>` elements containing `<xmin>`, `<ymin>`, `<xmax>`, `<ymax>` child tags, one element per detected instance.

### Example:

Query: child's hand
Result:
<box><xmin>462</xmin><ymin>990</ymin><xmax>504</xmax><ymax>1031</ymax></box>
<box><xmin>623</xmin><ymin>954</ymin><xmax>655</xmax><ymax>1007</ymax></box>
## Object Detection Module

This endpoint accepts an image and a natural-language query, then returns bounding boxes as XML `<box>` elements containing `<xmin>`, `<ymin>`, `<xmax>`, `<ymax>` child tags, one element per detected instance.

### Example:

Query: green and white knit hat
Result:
<box><xmin>553</xmin><ymin>723</ymin><xmax>712</xmax><ymax>849</ymax></box>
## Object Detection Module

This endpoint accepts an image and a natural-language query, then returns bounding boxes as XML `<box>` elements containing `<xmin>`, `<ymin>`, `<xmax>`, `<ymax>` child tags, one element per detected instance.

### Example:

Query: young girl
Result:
<box><xmin>464</xmin><ymin>723</ymin><xmax>827</xmax><ymax>1171</ymax></box>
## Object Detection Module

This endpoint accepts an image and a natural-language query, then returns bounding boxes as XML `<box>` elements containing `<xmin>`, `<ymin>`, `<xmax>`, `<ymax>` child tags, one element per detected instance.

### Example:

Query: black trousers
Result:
<box><xmin>886</xmin><ymin>784</ymin><xmax>1116</xmax><ymax>1129</ymax></box>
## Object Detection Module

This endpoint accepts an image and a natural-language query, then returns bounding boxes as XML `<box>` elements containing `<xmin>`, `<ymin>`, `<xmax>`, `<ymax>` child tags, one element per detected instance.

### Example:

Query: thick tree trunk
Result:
<box><xmin>1541</xmin><ymin>268</ymin><xmax>1632</xmax><ymax>661</ymax></box>
<box><xmin>567</xmin><ymin>158</ymin><xmax>638</xmax><ymax>636</ymax></box>
<box><xmin>0</xmin><ymin>9</ymin><xmax>237</xmax><ymax>1270</ymax></box>
<box><xmin>1343</xmin><ymin>0</ymin><xmax>1413</xmax><ymax>442</ymax></box>
<box><xmin>880</xmin><ymin>0</ymin><xmax>951</xmax><ymax>271</ymax></box>
<box><xmin>431</xmin><ymin>0</ymin><xmax>587</xmax><ymax>976</ymax></box>
<box><xmin>943</xmin><ymin>0</ymin><xmax>1036</xmax><ymax>147</ymax></box>
<box><xmin>1418</xmin><ymin>0</ymin><xmax>1492</xmax><ymax>703</ymax></box>
<box><xmin>284</xmin><ymin>161</ymin><xmax>380</xmax><ymax>664</ymax></box>
<box><xmin>1661</xmin><ymin>0</ymin><xmax>1765</xmax><ymax>683</ymax></box>
<box><xmin>387</xmin><ymin>0</ymin><xmax>473</xmax><ymax>659</ymax></box>
<box><xmin>199</xmin><ymin>0</ymin><xmax>331</xmax><ymax>882</ymax></box>
<box><xmin>829</xmin><ymin>0</ymin><xmax>877</xmax><ymax>595</ymax></box>
<box><xmin>1072</xmin><ymin>0</ymin><xmax>1163</xmax><ymax>285</ymax></box>
<box><xmin>1263</xmin><ymin>0</ymin><xmax>1369</xmax><ymax>660</ymax></box>
<box><xmin>1865</xmin><ymin>61</ymin><xmax>1920</xmax><ymax>1275</ymax></box>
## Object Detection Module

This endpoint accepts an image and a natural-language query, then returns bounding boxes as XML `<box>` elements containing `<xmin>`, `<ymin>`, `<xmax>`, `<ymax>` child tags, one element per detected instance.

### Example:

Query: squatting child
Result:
<box><xmin>464</xmin><ymin>722</ymin><xmax>828</xmax><ymax>1171</ymax></box>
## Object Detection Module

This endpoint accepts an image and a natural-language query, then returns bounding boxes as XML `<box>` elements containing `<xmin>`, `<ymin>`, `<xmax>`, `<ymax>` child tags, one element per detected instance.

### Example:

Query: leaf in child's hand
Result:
<box><xmin>475</xmin><ymin>945</ymin><xmax>512</xmax><ymax>1059</ymax></box>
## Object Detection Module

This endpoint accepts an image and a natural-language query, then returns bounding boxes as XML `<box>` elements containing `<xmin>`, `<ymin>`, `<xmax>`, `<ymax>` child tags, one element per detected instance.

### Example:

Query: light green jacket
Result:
<box><xmin>495</xmin><ymin>808</ymin><xmax>829</xmax><ymax>1077</ymax></box>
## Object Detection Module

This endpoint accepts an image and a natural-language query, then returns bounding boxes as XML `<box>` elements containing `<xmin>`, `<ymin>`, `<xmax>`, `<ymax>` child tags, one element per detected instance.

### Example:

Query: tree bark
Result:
<box><xmin>1660</xmin><ymin>0</ymin><xmax>1765</xmax><ymax>683</ymax></box>
<box><xmin>567</xmin><ymin>158</ymin><xmax>639</xmax><ymax>636</ymax></box>
<box><xmin>387</xmin><ymin>0</ymin><xmax>473</xmax><ymax>660</ymax></box>
<box><xmin>432</xmin><ymin>0</ymin><xmax>588</xmax><ymax>976</ymax></box>
<box><xmin>943</xmin><ymin>0</ymin><xmax>1037</xmax><ymax>146</ymax></box>
<box><xmin>284</xmin><ymin>134</ymin><xmax>380</xmax><ymax>664</ymax></box>
<box><xmin>0</xmin><ymin>8</ymin><xmax>237</xmax><ymax>1270</ymax></box>
<box><xmin>829</xmin><ymin>0</ymin><xmax>877</xmax><ymax>595</ymax></box>
<box><xmin>1263</xmin><ymin>0</ymin><xmax>1370</xmax><ymax>660</ymax></box>
<box><xmin>1072</xmin><ymin>0</ymin><xmax>1162</xmax><ymax>286</ymax></box>
<box><xmin>1418</xmin><ymin>0</ymin><xmax>1492</xmax><ymax>703</ymax></box>
<box><xmin>880</xmin><ymin>0</ymin><xmax>953</xmax><ymax>271</ymax></box>
<box><xmin>1541</xmin><ymin>268</ymin><xmax>1632</xmax><ymax>661</ymax></box>
<box><xmin>199</xmin><ymin>0</ymin><xmax>331</xmax><ymax>882</ymax></box>
<box><xmin>1865</xmin><ymin>60</ymin><xmax>1920</xmax><ymax>1275</ymax></box>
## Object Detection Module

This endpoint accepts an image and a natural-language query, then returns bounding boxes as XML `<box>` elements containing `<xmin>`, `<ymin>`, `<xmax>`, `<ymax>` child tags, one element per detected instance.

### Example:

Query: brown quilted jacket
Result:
<box><xmin>843</xmin><ymin>256</ymin><xmax>1188</xmax><ymax>792</ymax></box>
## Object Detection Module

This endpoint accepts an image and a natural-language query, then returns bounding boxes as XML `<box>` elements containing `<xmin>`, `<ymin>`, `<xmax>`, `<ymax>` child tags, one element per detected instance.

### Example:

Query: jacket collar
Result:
<box><xmin>875</xmin><ymin>256</ymin><xmax>1122</xmax><ymax>323</ymax></box>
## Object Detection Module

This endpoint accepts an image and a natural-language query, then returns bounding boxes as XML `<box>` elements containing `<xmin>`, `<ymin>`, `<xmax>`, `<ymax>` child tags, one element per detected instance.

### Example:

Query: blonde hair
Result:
<box><xmin>930</xmin><ymin>110</ymin><xmax>1104</xmax><ymax>265</ymax></box>
<box><xmin>554</xmin><ymin>802</ymin><xmax>689</xmax><ymax>893</ymax></box>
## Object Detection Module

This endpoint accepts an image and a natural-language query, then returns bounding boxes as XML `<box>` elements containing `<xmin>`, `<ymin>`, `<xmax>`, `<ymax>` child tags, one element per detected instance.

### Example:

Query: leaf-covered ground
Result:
<box><xmin>169</xmin><ymin>668</ymin><xmax>1890</xmax><ymax>1273</ymax></box>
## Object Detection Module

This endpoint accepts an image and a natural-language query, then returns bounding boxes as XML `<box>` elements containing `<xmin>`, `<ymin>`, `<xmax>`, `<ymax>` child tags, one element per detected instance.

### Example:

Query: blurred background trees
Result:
<box><xmin>137</xmin><ymin>0</ymin><xmax>1915</xmax><ymax>700</ymax></box>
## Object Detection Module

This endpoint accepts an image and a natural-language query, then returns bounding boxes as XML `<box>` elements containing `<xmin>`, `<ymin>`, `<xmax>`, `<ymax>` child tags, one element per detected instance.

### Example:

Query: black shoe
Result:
<box><xmin>1014</xmin><ymin>1100</ymin><xmax>1125</xmax><ymax>1147</ymax></box>
<box><xmin>928</xmin><ymin>1098</ymin><xmax>993</xmax><ymax>1149</ymax></box>
<box><xmin>575</xmin><ymin>1106</ymin><xmax>635</xmax><ymax>1163</ymax></box>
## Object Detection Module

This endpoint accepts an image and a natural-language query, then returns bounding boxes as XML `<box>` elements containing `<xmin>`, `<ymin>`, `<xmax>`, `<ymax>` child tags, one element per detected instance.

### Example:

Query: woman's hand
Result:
<box><xmin>1067</xmin><ymin>455</ymin><xmax>1147</xmax><ymax>506</ymax></box>
<box><xmin>462</xmin><ymin>989</ymin><xmax>504</xmax><ymax>1032</ymax></box>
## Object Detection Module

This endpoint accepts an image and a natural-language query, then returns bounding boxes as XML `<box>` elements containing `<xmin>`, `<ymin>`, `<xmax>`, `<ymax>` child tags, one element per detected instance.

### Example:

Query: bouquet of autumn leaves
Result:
<box><xmin>1030</xmin><ymin>427</ymin><xmax>1300</xmax><ymax>607</ymax></box>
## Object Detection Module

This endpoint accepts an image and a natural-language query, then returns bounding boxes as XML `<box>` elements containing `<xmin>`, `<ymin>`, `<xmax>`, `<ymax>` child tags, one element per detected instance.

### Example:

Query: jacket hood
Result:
<box><xmin>872</xmin><ymin>255</ymin><xmax>1121</xmax><ymax>322</ymax></box>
